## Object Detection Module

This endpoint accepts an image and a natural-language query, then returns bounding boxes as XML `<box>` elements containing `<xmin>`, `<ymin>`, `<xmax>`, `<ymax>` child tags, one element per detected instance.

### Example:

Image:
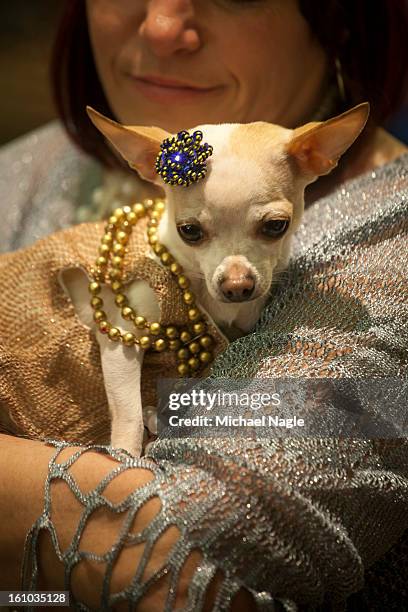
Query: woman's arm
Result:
<box><xmin>0</xmin><ymin>435</ymin><xmax>56</xmax><ymax>590</ymax></box>
<box><xmin>0</xmin><ymin>434</ymin><xmax>256</xmax><ymax>611</ymax></box>
<box><xmin>0</xmin><ymin>435</ymin><xmax>153</xmax><ymax>598</ymax></box>
<box><xmin>4</xmin><ymin>430</ymin><xmax>407</xmax><ymax>611</ymax></box>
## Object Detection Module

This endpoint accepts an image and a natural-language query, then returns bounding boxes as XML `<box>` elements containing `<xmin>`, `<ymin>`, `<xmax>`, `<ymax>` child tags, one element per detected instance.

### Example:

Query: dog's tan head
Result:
<box><xmin>87</xmin><ymin>104</ymin><xmax>368</xmax><ymax>325</ymax></box>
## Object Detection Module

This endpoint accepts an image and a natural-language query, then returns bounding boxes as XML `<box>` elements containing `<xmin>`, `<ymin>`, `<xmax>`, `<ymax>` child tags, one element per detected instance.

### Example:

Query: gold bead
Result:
<box><xmin>154</xmin><ymin>200</ymin><xmax>165</xmax><ymax>213</ymax></box>
<box><xmin>116</xmin><ymin>230</ymin><xmax>129</xmax><ymax>245</ymax></box>
<box><xmin>109</xmin><ymin>268</ymin><xmax>122</xmax><ymax>281</ymax></box>
<box><xmin>99</xmin><ymin>244</ymin><xmax>110</xmax><ymax>256</ymax></box>
<box><xmin>148</xmin><ymin>217</ymin><xmax>158</xmax><ymax>227</ymax></box>
<box><xmin>113</xmin><ymin>243</ymin><xmax>125</xmax><ymax>257</ymax></box>
<box><xmin>112</xmin><ymin>255</ymin><xmax>123</xmax><ymax>268</ymax></box>
<box><xmin>127</xmin><ymin>211</ymin><xmax>138</xmax><ymax>225</ymax></box>
<box><xmin>133</xmin><ymin>203</ymin><xmax>146</xmax><ymax>217</ymax></box>
<box><xmin>189</xmin><ymin>342</ymin><xmax>200</xmax><ymax>354</ymax></box>
<box><xmin>92</xmin><ymin>268</ymin><xmax>104</xmax><ymax>282</ymax></box>
<box><xmin>199</xmin><ymin>335</ymin><xmax>213</xmax><ymax>349</ymax></box>
<box><xmin>183</xmin><ymin>291</ymin><xmax>195</xmax><ymax>305</ymax></box>
<box><xmin>111</xmin><ymin>280</ymin><xmax>123</xmax><ymax>293</ymax></box>
<box><xmin>165</xmin><ymin>326</ymin><xmax>179</xmax><ymax>339</ymax></box>
<box><xmin>113</xmin><ymin>207</ymin><xmax>125</xmax><ymax>220</ymax></box>
<box><xmin>96</xmin><ymin>256</ymin><xmax>108</xmax><ymax>267</ymax></box>
<box><xmin>169</xmin><ymin>339</ymin><xmax>181</xmax><ymax>351</ymax></box>
<box><xmin>108</xmin><ymin>327</ymin><xmax>121</xmax><ymax>341</ymax></box>
<box><xmin>199</xmin><ymin>351</ymin><xmax>212</xmax><ymax>363</ymax></box>
<box><xmin>115</xmin><ymin>294</ymin><xmax>128</xmax><ymax>307</ymax></box>
<box><xmin>149</xmin><ymin>322</ymin><xmax>163</xmax><ymax>335</ymax></box>
<box><xmin>153</xmin><ymin>244</ymin><xmax>166</xmax><ymax>256</ymax></box>
<box><xmin>188</xmin><ymin>357</ymin><xmax>200</xmax><ymax>371</ymax></box>
<box><xmin>134</xmin><ymin>316</ymin><xmax>147</xmax><ymax>329</ymax></box>
<box><xmin>180</xmin><ymin>330</ymin><xmax>192</xmax><ymax>344</ymax></box>
<box><xmin>91</xmin><ymin>296</ymin><xmax>103</xmax><ymax>309</ymax></box>
<box><xmin>121</xmin><ymin>220</ymin><xmax>131</xmax><ymax>233</ymax></box>
<box><xmin>178</xmin><ymin>275</ymin><xmax>189</xmax><ymax>289</ymax></box>
<box><xmin>139</xmin><ymin>336</ymin><xmax>151</xmax><ymax>349</ymax></box>
<box><xmin>99</xmin><ymin>320</ymin><xmax>110</xmax><ymax>334</ymax></box>
<box><xmin>147</xmin><ymin>227</ymin><xmax>157</xmax><ymax>236</ymax></box>
<box><xmin>160</xmin><ymin>252</ymin><xmax>173</xmax><ymax>265</ymax></box>
<box><xmin>121</xmin><ymin>306</ymin><xmax>134</xmax><ymax>320</ymax></box>
<box><xmin>154</xmin><ymin>338</ymin><xmax>167</xmax><ymax>352</ymax></box>
<box><xmin>88</xmin><ymin>281</ymin><xmax>101</xmax><ymax>295</ymax></box>
<box><xmin>193</xmin><ymin>322</ymin><xmax>206</xmax><ymax>335</ymax></box>
<box><xmin>149</xmin><ymin>234</ymin><xmax>158</xmax><ymax>245</ymax></box>
<box><xmin>122</xmin><ymin>205</ymin><xmax>132</xmax><ymax>215</ymax></box>
<box><xmin>102</xmin><ymin>233</ymin><xmax>113</xmax><ymax>245</ymax></box>
<box><xmin>93</xmin><ymin>310</ymin><xmax>106</xmax><ymax>322</ymax></box>
<box><xmin>188</xmin><ymin>308</ymin><xmax>201</xmax><ymax>322</ymax></box>
<box><xmin>143</xmin><ymin>198</ymin><xmax>154</xmax><ymax>210</ymax></box>
<box><xmin>177</xmin><ymin>363</ymin><xmax>190</xmax><ymax>376</ymax></box>
<box><xmin>108</xmin><ymin>215</ymin><xmax>118</xmax><ymax>226</ymax></box>
<box><xmin>122</xmin><ymin>332</ymin><xmax>136</xmax><ymax>346</ymax></box>
<box><xmin>170</xmin><ymin>262</ymin><xmax>182</xmax><ymax>275</ymax></box>
<box><xmin>150</xmin><ymin>209</ymin><xmax>161</xmax><ymax>220</ymax></box>
<box><xmin>177</xmin><ymin>348</ymin><xmax>190</xmax><ymax>361</ymax></box>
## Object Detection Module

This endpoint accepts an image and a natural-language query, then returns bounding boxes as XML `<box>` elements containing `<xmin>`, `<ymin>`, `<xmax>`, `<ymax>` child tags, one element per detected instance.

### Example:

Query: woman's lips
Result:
<box><xmin>126</xmin><ymin>74</ymin><xmax>222</xmax><ymax>102</ymax></box>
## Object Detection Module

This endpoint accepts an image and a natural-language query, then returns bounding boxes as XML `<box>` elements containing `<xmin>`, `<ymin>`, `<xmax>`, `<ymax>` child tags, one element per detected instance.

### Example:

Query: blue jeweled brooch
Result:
<box><xmin>155</xmin><ymin>130</ymin><xmax>213</xmax><ymax>187</ymax></box>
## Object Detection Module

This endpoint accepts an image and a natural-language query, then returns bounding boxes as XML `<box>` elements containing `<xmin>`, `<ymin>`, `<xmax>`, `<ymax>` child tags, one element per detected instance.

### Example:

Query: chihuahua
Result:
<box><xmin>63</xmin><ymin>103</ymin><xmax>369</xmax><ymax>456</ymax></box>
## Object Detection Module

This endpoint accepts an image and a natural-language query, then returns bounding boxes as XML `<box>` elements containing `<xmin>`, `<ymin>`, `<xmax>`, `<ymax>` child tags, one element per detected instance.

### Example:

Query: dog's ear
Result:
<box><xmin>286</xmin><ymin>102</ymin><xmax>370</xmax><ymax>178</ymax></box>
<box><xmin>87</xmin><ymin>106</ymin><xmax>171</xmax><ymax>183</ymax></box>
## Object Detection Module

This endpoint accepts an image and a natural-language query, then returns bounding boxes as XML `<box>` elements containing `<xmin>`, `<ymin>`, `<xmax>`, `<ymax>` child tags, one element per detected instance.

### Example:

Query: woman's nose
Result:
<box><xmin>139</xmin><ymin>0</ymin><xmax>201</xmax><ymax>57</ymax></box>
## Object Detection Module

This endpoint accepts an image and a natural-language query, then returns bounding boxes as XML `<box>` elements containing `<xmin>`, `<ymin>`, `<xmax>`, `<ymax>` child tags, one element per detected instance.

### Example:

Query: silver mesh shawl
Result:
<box><xmin>1</xmin><ymin>124</ymin><xmax>408</xmax><ymax>610</ymax></box>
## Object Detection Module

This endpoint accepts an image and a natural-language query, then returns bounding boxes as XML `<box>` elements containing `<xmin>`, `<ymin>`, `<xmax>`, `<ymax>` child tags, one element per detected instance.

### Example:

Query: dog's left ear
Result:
<box><xmin>86</xmin><ymin>106</ymin><xmax>171</xmax><ymax>183</ymax></box>
<box><xmin>287</xmin><ymin>102</ymin><xmax>370</xmax><ymax>178</ymax></box>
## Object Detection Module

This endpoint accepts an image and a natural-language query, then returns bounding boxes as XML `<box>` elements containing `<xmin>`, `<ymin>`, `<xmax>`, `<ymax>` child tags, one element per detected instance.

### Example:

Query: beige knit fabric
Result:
<box><xmin>0</xmin><ymin>217</ymin><xmax>228</xmax><ymax>445</ymax></box>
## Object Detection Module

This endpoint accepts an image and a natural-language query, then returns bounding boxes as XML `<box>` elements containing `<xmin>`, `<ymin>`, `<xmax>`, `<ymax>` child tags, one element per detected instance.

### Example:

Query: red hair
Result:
<box><xmin>51</xmin><ymin>1</ymin><xmax>117</xmax><ymax>167</ymax></box>
<box><xmin>298</xmin><ymin>0</ymin><xmax>408</xmax><ymax>122</ymax></box>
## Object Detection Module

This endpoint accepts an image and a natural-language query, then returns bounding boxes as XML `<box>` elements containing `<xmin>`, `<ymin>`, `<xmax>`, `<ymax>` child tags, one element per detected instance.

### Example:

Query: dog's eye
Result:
<box><xmin>177</xmin><ymin>223</ymin><xmax>204</xmax><ymax>243</ymax></box>
<box><xmin>261</xmin><ymin>219</ymin><xmax>289</xmax><ymax>238</ymax></box>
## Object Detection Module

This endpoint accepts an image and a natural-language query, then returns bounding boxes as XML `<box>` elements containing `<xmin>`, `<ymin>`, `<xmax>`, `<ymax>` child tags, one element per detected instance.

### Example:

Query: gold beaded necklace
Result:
<box><xmin>88</xmin><ymin>198</ymin><xmax>215</xmax><ymax>377</ymax></box>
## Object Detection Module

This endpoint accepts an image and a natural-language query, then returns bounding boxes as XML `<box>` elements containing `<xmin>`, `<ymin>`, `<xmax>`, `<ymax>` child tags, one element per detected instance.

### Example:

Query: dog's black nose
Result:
<box><xmin>220</xmin><ymin>276</ymin><xmax>255</xmax><ymax>302</ymax></box>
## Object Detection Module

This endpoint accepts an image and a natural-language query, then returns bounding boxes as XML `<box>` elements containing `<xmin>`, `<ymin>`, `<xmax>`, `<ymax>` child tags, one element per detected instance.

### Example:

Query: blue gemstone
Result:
<box><xmin>170</xmin><ymin>151</ymin><xmax>187</xmax><ymax>165</ymax></box>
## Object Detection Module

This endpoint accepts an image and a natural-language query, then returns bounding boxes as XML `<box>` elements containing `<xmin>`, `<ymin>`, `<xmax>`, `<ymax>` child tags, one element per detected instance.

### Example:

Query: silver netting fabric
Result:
<box><xmin>21</xmin><ymin>435</ymin><xmax>408</xmax><ymax>612</ymax></box>
<box><xmin>22</xmin><ymin>438</ymin><xmax>294</xmax><ymax>611</ymax></box>
<box><xmin>18</xmin><ymin>153</ymin><xmax>408</xmax><ymax>610</ymax></box>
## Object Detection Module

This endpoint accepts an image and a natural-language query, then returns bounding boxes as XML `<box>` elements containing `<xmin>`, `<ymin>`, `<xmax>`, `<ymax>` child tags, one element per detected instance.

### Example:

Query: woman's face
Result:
<box><xmin>86</xmin><ymin>0</ymin><xmax>328</xmax><ymax>132</ymax></box>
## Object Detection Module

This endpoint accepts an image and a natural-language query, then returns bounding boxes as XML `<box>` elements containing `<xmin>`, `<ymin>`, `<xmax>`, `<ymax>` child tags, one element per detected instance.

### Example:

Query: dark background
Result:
<box><xmin>0</xmin><ymin>1</ymin><xmax>63</xmax><ymax>145</ymax></box>
<box><xmin>0</xmin><ymin>1</ymin><xmax>407</xmax><ymax>146</ymax></box>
